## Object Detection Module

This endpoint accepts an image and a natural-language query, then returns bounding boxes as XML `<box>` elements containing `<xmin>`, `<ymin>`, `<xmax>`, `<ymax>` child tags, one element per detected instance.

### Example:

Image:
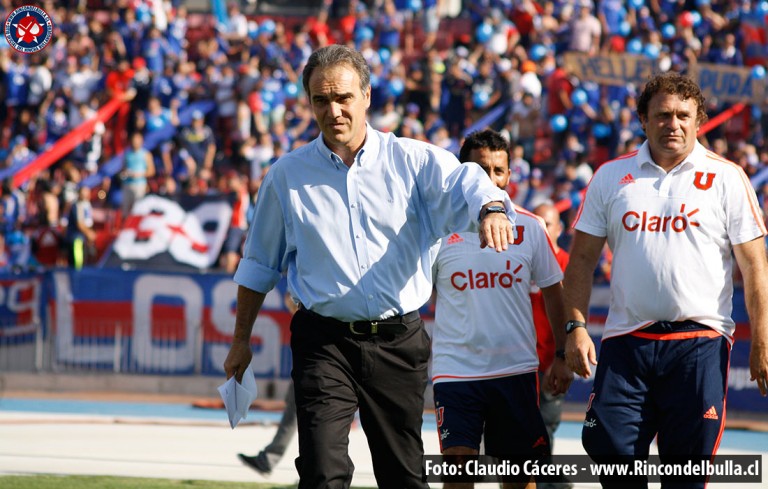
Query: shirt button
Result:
<box><xmin>350</xmin><ymin>203</ymin><xmax>356</xmax><ymax>208</ymax></box>
<box><xmin>361</xmin><ymin>265</ymin><xmax>366</xmax><ymax>269</ymax></box>
<box><xmin>355</xmin><ymin>234</ymin><xmax>360</xmax><ymax>238</ymax></box>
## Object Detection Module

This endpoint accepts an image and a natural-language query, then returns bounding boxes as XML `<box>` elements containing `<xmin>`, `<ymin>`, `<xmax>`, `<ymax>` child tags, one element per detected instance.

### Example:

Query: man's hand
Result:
<box><xmin>565</xmin><ymin>327</ymin><xmax>597</xmax><ymax>378</ymax></box>
<box><xmin>750</xmin><ymin>340</ymin><xmax>768</xmax><ymax>396</ymax></box>
<box><xmin>223</xmin><ymin>339</ymin><xmax>253</xmax><ymax>383</ymax></box>
<box><xmin>479</xmin><ymin>206</ymin><xmax>514</xmax><ymax>252</ymax></box>
<box><xmin>544</xmin><ymin>358</ymin><xmax>574</xmax><ymax>396</ymax></box>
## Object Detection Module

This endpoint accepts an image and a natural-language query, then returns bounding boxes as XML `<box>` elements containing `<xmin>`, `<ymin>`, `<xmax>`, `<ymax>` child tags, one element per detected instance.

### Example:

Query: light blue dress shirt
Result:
<box><xmin>234</xmin><ymin>126</ymin><xmax>515</xmax><ymax>322</ymax></box>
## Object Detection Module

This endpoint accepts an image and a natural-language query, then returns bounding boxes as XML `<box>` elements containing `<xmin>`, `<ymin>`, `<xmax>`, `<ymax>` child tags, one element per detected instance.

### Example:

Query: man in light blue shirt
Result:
<box><xmin>224</xmin><ymin>45</ymin><xmax>515</xmax><ymax>489</ymax></box>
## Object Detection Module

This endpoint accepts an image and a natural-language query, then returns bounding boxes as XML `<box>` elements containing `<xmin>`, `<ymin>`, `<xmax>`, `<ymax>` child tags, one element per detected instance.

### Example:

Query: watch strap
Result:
<box><xmin>565</xmin><ymin>320</ymin><xmax>587</xmax><ymax>334</ymax></box>
<box><xmin>480</xmin><ymin>205</ymin><xmax>506</xmax><ymax>221</ymax></box>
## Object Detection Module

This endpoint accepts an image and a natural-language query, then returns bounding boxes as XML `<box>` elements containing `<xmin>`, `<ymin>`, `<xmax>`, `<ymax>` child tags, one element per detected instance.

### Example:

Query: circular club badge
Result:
<box><xmin>5</xmin><ymin>5</ymin><xmax>53</xmax><ymax>53</ymax></box>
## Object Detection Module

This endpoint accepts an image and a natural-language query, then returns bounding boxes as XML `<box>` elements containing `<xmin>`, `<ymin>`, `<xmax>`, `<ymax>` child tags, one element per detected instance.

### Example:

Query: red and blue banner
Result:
<box><xmin>1</xmin><ymin>269</ymin><xmax>765</xmax><ymax>412</ymax></box>
<box><xmin>0</xmin><ymin>272</ymin><xmax>45</xmax><ymax>343</ymax></box>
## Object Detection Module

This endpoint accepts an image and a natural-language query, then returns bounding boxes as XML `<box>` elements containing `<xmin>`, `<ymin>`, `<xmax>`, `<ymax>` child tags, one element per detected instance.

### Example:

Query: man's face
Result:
<box><xmin>533</xmin><ymin>206</ymin><xmax>562</xmax><ymax>243</ymax></box>
<box><xmin>466</xmin><ymin>147</ymin><xmax>510</xmax><ymax>190</ymax></box>
<box><xmin>640</xmin><ymin>92</ymin><xmax>700</xmax><ymax>168</ymax></box>
<box><xmin>308</xmin><ymin>63</ymin><xmax>370</xmax><ymax>156</ymax></box>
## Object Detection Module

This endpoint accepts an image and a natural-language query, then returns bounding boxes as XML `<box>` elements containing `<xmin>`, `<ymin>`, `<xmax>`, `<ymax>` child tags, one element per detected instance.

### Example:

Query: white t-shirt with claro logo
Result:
<box><xmin>431</xmin><ymin>209</ymin><xmax>562</xmax><ymax>383</ymax></box>
<box><xmin>573</xmin><ymin>140</ymin><xmax>766</xmax><ymax>342</ymax></box>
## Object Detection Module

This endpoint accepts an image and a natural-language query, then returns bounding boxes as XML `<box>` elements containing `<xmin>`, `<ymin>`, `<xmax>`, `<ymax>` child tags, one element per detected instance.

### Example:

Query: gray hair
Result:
<box><xmin>302</xmin><ymin>45</ymin><xmax>371</xmax><ymax>98</ymax></box>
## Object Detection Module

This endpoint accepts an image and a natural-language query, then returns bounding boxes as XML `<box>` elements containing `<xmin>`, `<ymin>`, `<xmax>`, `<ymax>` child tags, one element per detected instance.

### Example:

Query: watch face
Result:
<box><xmin>566</xmin><ymin>321</ymin><xmax>584</xmax><ymax>333</ymax></box>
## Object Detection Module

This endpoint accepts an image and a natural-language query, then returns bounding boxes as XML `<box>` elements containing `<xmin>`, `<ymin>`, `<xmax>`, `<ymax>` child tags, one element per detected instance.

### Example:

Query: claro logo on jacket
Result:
<box><xmin>621</xmin><ymin>204</ymin><xmax>700</xmax><ymax>233</ymax></box>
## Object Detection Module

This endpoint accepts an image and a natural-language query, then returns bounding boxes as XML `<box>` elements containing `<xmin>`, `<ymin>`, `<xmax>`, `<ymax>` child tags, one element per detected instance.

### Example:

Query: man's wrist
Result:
<box><xmin>565</xmin><ymin>320</ymin><xmax>587</xmax><ymax>334</ymax></box>
<box><xmin>479</xmin><ymin>201</ymin><xmax>506</xmax><ymax>221</ymax></box>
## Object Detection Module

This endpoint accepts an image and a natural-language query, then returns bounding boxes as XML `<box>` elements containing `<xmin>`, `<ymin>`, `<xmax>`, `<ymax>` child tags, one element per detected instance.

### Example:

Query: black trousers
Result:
<box><xmin>290</xmin><ymin>308</ymin><xmax>431</xmax><ymax>489</ymax></box>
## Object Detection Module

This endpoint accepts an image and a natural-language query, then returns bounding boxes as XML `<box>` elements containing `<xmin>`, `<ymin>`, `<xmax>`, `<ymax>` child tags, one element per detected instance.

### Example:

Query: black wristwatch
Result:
<box><xmin>565</xmin><ymin>320</ymin><xmax>587</xmax><ymax>334</ymax></box>
<box><xmin>480</xmin><ymin>205</ymin><xmax>506</xmax><ymax>221</ymax></box>
<box><xmin>555</xmin><ymin>349</ymin><xmax>566</xmax><ymax>360</ymax></box>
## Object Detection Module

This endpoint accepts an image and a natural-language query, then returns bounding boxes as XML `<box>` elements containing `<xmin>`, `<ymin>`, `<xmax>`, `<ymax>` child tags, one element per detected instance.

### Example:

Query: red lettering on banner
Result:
<box><xmin>621</xmin><ymin>204</ymin><xmax>700</xmax><ymax>233</ymax></box>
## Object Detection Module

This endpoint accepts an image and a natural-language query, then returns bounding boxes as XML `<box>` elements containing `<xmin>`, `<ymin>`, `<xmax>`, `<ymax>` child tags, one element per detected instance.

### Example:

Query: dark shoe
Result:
<box><xmin>238</xmin><ymin>451</ymin><xmax>273</xmax><ymax>475</ymax></box>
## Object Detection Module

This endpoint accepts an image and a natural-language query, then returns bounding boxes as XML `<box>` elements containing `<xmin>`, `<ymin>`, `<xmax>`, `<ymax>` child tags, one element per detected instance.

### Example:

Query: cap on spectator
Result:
<box><xmin>521</xmin><ymin>60</ymin><xmax>536</xmax><ymax>73</ymax></box>
<box><xmin>406</xmin><ymin>103</ymin><xmax>419</xmax><ymax>114</ymax></box>
<box><xmin>579</xmin><ymin>0</ymin><xmax>593</xmax><ymax>8</ymax></box>
<box><xmin>192</xmin><ymin>110</ymin><xmax>204</xmax><ymax>120</ymax></box>
<box><xmin>133</xmin><ymin>57</ymin><xmax>146</xmax><ymax>69</ymax></box>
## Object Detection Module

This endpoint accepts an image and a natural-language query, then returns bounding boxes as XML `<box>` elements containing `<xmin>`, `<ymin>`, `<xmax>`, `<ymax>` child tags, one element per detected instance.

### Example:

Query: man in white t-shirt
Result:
<box><xmin>431</xmin><ymin>129</ymin><xmax>573</xmax><ymax>489</ymax></box>
<box><xmin>563</xmin><ymin>72</ymin><xmax>768</xmax><ymax>488</ymax></box>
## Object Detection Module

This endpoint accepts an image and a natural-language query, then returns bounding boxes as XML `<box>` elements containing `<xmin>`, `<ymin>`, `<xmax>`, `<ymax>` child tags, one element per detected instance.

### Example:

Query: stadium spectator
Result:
<box><xmin>121</xmin><ymin>132</ymin><xmax>155</xmax><ymax>219</ymax></box>
<box><xmin>71</xmin><ymin>101</ymin><xmax>105</xmax><ymax>173</ymax></box>
<box><xmin>399</xmin><ymin>103</ymin><xmax>425</xmax><ymax>140</ymax></box>
<box><xmin>136</xmin><ymin>96</ymin><xmax>178</xmax><ymax>175</ymax></box>
<box><xmin>509</xmin><ymin>91</ymin><xmax>541</xmax><ymax>163</ymax></box>
<box><xmin>376</xmin><ymin>0</ymin><xmax>404</xmax><ymax>53</ymax></box>
<box><xmin>43</xmin><ymin>97</ymin><xmax>72</xmax><ymax>148</ymax></box>
<box><xmin>370</xmin><ymin>97</ymin><xmax>402</xmax><ymax>132</ymax></box>
<box><xmin>130</xmin><ymin>57</ymin><xmax>154</xmax><ymax>116</ymax></box>
<box><xmin>569</xmin><ymin>0</ymin><xmax>601</xmax><ymax>56</ymax></box>
<box><xmin>441</xmin><ymin>58</ymin><xmax>472</xmax><ymax>139</ymax></box>
<box><xmin>506</xmin><ymin>142</ymin><xmax>532</xmax><ymax>207</ymax></box>
<box><xmin>65</xmin><ymin>185</ymin><xmax>96</xmax><ymax>270</ymax></box>
<box><xmin>219</xmin><ymin>170</ymin><xmax>249</xmax><ymax>274</ymax></box>
<box><xmin>26</xmin><ymin>54</ymin><xmax>53</xmax><ymax>116</ymax></box>
<box><xmin>177</xmin><ymin>110</ymin><xmax>216</xmax><ymax>179</ymax></box>
<box><xmin>104</xmin><ymin>58</ymin><xmax>137</xmax><ymax>155</ymax></box>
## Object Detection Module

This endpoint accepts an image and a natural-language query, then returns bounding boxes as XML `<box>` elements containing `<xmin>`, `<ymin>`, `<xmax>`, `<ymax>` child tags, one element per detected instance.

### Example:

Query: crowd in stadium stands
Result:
<box><xmin>0</xmin><ymin>0</ymin><xmax>766</xmax><ymax>276</ymax></box>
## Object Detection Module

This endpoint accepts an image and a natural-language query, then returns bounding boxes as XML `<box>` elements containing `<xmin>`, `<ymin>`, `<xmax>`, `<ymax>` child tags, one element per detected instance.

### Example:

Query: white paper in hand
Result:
<box><xmin>217</xmin><ymin>365</ymin><xmax>258</xmax><ymax>429</ymax></box>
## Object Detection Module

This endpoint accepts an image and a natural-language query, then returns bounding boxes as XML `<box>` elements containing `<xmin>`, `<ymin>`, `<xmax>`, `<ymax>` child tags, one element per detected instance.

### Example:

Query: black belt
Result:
<box><xmin>299</xmin><ymin>305</ymin><xmax>419</xmax><ymax>337</ymax></box>
<box><xmin>641</xmin><ymin>320</ymin><xmax>708</xmax><ymax>334</ymax></box>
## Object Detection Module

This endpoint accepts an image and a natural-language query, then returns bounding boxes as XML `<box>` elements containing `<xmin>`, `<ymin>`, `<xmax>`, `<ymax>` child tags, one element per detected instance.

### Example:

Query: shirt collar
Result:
<box><xmin>357</xmin><ymin>124</ymin><xmax>379</xmax><ymax>168</ymax></box>
<box><xmin>314</xmin><ymin>124</ymin><xmax>377</xmax><ymax>169</ymax></box>
<box><xmin>636</xmin><ymin>139</ymin><xmax>701</xmax><ymax>173</ymax></box>
<box><xmin>315</xmin><ymin>134</ymin><xmax>345</xmax><ymax>169</ymax></box>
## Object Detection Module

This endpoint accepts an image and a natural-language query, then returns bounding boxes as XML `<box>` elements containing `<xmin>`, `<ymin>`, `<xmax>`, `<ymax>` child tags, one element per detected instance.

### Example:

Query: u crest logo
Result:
<box><xmin>512</xmin><ymin>225</ymin><xmax>525</xmax><ymax>245</ymax></box>
<box><xmin>693</xmin><ymin>171</ymin><xmax>715</xmax><ymax>190</ymax></box>
<box><xmin>436</xmin><ymin>406</ymin><xmax>444</xmax><ymax>427</ymax></box>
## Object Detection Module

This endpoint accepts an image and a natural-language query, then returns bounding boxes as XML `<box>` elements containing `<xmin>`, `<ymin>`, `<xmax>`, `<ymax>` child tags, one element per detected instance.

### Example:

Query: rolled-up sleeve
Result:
<box><xmin>233</xmin><ymin>171</ymin><xmax>287</xmax><ymax>294</ymax></box>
